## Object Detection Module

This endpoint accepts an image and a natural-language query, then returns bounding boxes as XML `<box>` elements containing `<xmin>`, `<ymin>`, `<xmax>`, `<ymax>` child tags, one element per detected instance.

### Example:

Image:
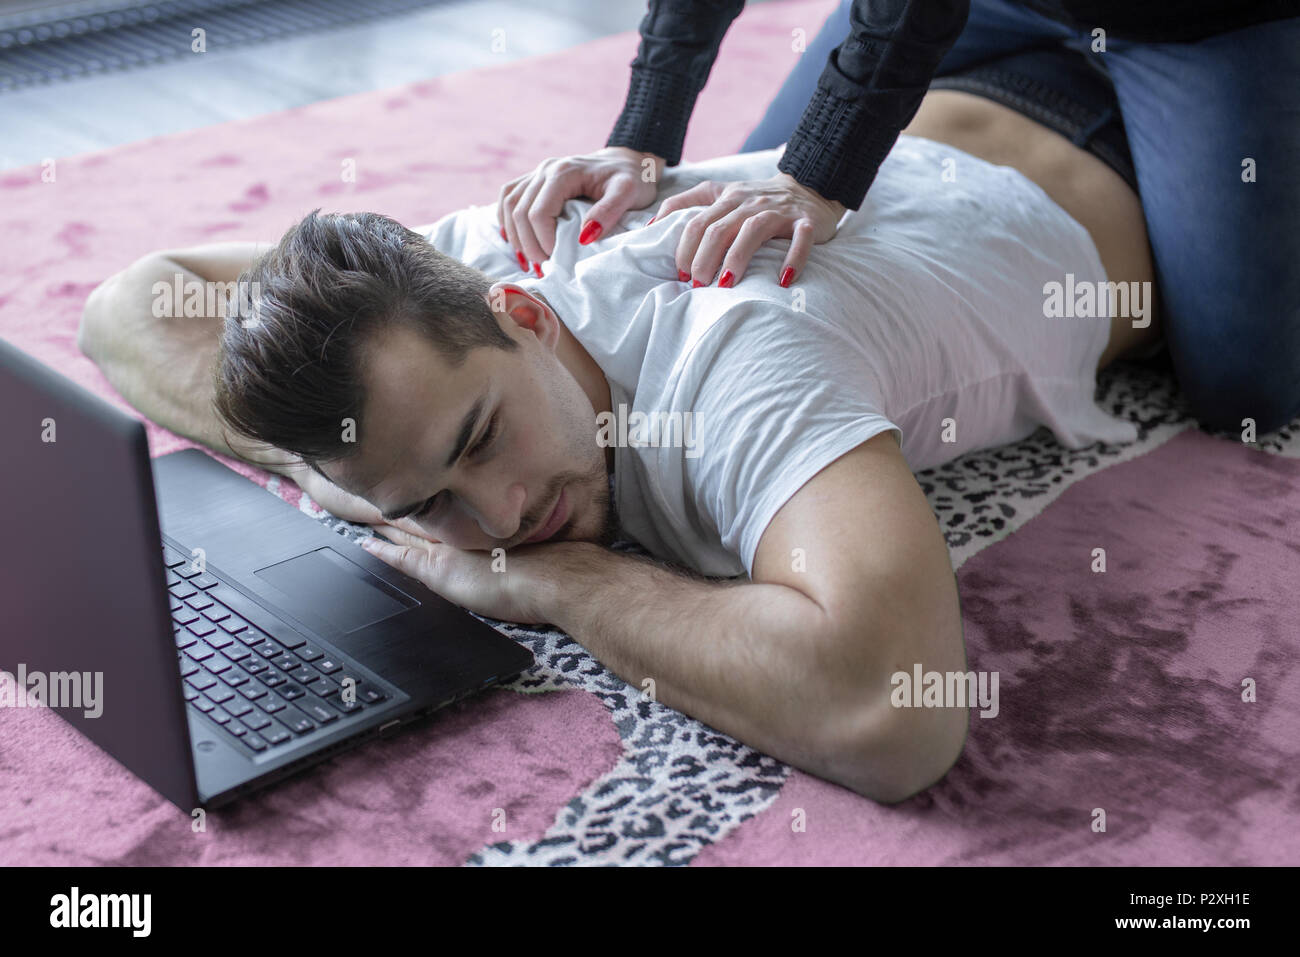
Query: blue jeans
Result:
<box><xmin>742</xmin><ymin>0</ymin><xmax>1300</xmax><ymax>434</ymax></box>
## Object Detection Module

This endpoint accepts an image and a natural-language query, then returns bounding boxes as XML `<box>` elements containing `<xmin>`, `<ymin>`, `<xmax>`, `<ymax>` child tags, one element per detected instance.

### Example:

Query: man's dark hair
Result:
<box><xmin>212</xmin><ymin>209</ymin><xmax>517</xmax><ymax>471</ymax></box>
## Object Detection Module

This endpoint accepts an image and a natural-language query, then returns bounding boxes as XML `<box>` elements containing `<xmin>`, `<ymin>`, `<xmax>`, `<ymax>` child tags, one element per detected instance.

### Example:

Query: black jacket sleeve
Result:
<box><xmin>605</xmin><ymin>0</ymin><xmax>747</xmax><ymax>168</ymax></box>
<box><xmin>606</xmin><ymin>0</ymin><xmax>969</xmax><ymax>210</ymax></box>
<box><xmin>778</xmin><ymin>0</ymin><xmax>969</xmax><ymax>210</ymax></box>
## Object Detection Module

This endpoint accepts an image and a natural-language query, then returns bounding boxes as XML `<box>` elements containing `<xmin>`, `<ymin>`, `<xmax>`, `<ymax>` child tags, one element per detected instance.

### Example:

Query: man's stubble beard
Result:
<box><xmin>569</xmin><ymin>453</ymin><xmax>621</xmax><ymax>548</ymax></box>
<box><xmin>591</xmin><ymin>462</ymin><xmax>622</xmax><ymax>547</ymax></box>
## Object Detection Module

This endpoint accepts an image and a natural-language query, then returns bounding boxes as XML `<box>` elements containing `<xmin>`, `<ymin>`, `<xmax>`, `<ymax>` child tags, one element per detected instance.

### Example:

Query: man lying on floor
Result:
<box><xmin>78</xmin><ymin>88</ymin><xmax>1161</xmax><ymax>804</ymax></box>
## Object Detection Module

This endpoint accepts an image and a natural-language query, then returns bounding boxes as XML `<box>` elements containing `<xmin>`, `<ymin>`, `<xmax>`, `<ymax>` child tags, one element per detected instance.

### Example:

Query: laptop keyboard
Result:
<box><xmin>163</xmin><ymin>544</ymin><xmax>389</xmax><ymax>754</ymax></box>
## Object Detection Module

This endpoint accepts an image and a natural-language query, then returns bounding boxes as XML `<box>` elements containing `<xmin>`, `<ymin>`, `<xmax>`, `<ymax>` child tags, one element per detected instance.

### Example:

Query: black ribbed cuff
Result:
<box><xmin>777</xmin><ymin>84</ymin><xmax>919</xmax><ymax>211</ymax></box>
<box><xmin>606</xmin><ymin>67</ymin><xmax>699</xmax><ymax>168</ymax></box>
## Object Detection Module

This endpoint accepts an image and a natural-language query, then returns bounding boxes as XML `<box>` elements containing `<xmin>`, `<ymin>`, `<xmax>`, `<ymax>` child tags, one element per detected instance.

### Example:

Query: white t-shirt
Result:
<box><xmin>417</xmin><ymin>137</ymin><xmax>1138</xmax><ymax>579</ymax></box>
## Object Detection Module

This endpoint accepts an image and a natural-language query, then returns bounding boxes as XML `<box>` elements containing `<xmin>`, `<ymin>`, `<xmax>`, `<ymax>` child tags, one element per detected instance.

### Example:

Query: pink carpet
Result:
<box><xmin>2</xmin><ymin>0</ymin><xmax>1298</xmax><ymax>864</ymax></box>
<box><xmin>697</xmin><ymin>428</ymin><xmax>1300</xmax><ymax>865</ymax></box>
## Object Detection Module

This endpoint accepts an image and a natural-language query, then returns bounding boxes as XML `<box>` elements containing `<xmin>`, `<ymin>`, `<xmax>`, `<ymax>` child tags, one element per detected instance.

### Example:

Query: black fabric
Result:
<box><xmin>1017</xmin><ymin>0</ymin><xmax>1297</xmax><ymax>42</ymax></box>
<box><xmin>774</xmin><ymin>0</ymin><xmax>969</xmax><ymax>210</ymax></box>
<box><xmin>605</xmin><ymin>0</ymin><xmax>746</xmax><ymax>170</ymax></box>
<box><xmin>605</xmin><ymin>0</ymin><xmax>1294</xmax><ymax>210</ymax></box>
<box><xmin>930</xmin><ymin>43</ymin><xmax>1138</xmax><ymax>193</ymax></box>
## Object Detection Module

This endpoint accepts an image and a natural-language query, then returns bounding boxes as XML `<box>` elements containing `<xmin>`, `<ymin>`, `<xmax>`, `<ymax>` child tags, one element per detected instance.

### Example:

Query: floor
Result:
<box><xmin>0</xmin><ymin>0</ymin><xmax>777</xmax><ymax>171</ymax></box>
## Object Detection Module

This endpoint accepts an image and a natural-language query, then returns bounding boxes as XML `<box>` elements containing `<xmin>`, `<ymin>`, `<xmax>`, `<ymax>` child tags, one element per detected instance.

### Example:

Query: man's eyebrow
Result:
<box><xmin>379</xmin><ymin>393</ymin><xmax>486</xmax><ymax>522</ymax></box>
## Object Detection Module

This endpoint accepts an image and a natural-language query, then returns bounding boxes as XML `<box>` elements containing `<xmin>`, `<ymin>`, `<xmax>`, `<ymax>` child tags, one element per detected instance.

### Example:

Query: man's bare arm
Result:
<box><xmin>374</xmin><ymin>431</ymin><xmax>968</xmax><ymax>802</ymax></box>
<box><xmin>514</xmin><ymin>433</ymin><xmax>966</xmax><ymax>802</ymax></box>
<box><xmin>78</xmin><ymin>242</ymin><xmax>384</xmax><ymax>522</ymax></box>
<box><xmin>77</xmin><ymin>241</ymin><xmax>285</xmax><ymax>464</ymax></box>
<box><xmin>522</xmin><ymin>541</ymin><xmax>890</xmax><ymax>794</ymax></box>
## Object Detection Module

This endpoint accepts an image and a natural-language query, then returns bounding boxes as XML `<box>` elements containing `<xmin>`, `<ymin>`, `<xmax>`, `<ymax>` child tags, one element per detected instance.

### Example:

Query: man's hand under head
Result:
<box><xmin>272</xmin><ymin>453</ymin><xmax>386</xmax><ymax>527</ymax></box>
<box><xmin>361</xmin><ymin>521</ymin><xmax>547</xmax><ymax>625</ymax></box>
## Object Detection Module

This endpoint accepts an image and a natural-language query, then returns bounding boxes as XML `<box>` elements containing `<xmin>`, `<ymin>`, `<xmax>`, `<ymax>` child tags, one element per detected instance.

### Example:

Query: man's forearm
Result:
<box><xmin>517</xmin><ymin>542</ymin><xmax>889</xmax><ymax>797</ymax></box>
<box><xmin>79</xmin><ymin>252</ymin><xmax>295</xmax><ymax>475</ymax></box>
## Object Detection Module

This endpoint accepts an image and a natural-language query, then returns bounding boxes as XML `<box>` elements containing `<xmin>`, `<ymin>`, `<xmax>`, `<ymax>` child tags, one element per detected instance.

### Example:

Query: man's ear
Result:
<box><xmin>486</xmin><ymin>283</ymin><xmax>558</xmax><ymax>345</ymax></box>
<box><xmin>484</xmin><ymin>281</ymin><xmax>514</xmax><ymax>316</ymax></box>
<box><xmin>486</xmin><ymin>281</ymin><xmax>535</xmax><ymax>319</ymax></box>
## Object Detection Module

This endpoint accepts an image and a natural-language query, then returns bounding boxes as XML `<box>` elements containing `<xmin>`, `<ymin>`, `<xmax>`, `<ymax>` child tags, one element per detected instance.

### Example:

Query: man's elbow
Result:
<box><xmin>79</xmin><ymin>252</ymin><xmax>172</xmax><ymax>362</ymax></box>
<box><xmin>839</xmin><ymin>692</ymin><xmax>969</xmax><ymax>805</ymax></box>
<box><xmin>78</xmin><ymin>266</ymin><xmax>133</xmax><ymax>363</ymax></box>
<box><xmin>77</xmin><ymin>277</ymin><xmax>112</xmax><ymax>361</ymax></box>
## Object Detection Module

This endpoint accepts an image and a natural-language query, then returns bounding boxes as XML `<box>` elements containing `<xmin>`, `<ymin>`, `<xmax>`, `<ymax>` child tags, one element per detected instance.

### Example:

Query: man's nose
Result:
<box><xmin>465</xmin><ymin>480</ymin><xmax>528</xmax><ymax>542</ymax></box>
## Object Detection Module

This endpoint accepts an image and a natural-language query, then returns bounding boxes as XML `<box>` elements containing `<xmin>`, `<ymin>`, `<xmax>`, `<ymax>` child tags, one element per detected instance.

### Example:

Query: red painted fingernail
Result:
<box><xmin>532</xmin><ymin>261</ymin><xmax>543</xmax><ymax>277</ymax></box>
<box><xmin>718</xmin><ymin>270</ymin><xmax>734</xmax><ymax>288</ymax></box>
<box><xmin>678</xmin><ymin>270</ymin><xmax>691</xmax><ymax>282</ymax></box>
<box><xmin>647</xmin><ymin>216</ymin><xmax>656</xmax><ymax>225</ymax></box>
<box><xmin>578</xmin><ymin>220</ymin><xmax>602</xmax><ymax>244</ymax></box>
<box><xmin>516</xmin><ymin>251</ymin><xmax>528</xmax><ymax>270</ymax></box>
<box><xmin>499</xmin><ymin>226</ymin><xmax>507</xmax><ymax>241</ymax></box>
<box><xmin>779</xmin><ymin>266</ymin><xmax>794</xmax><ymax>287</ymax></box>
<box><xmin>691</xmin><ymin>279</ymin><xmax>703</xmax><ymax>288</ymax></box>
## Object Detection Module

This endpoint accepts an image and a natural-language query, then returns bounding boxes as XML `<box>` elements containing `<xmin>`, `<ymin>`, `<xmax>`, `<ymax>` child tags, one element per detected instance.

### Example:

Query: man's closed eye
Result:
<box><xmin>413</xmin><ymin>412</ymin><xmax>501</xmax><ymax>519</ymax></box>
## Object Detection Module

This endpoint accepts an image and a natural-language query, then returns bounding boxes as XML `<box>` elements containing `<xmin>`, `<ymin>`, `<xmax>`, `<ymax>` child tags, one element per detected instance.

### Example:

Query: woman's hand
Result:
<box><xmin>652</xmin><ymin>171</ymin><xmax>845</xmax><ymax>288</ymax></box>
<box><xmin>498</xmin><ymin>146</ymin><xmax>666</xmax><ymax>275</ymax></box>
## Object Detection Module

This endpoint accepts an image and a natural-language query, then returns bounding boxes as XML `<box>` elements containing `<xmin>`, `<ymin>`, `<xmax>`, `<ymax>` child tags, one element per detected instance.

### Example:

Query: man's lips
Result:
<box><xmin>523</xmin><ymin>486</ymin><xmax>569</xmax><ymax>544</ymax></box>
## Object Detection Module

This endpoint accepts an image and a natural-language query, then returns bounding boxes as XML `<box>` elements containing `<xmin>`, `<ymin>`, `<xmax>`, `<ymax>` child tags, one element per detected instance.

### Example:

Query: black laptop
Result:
<box><xmin>0</xmin><ymin>335</ymin><xmax>533</xmax><ymax>811</ymax></box>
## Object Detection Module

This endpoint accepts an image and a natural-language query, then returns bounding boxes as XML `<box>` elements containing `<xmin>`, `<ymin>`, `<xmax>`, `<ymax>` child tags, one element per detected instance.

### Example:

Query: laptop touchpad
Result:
<box><xmin>254</xmin><ymin>546</ymin><xmax>418</xmax><ymax>633</ymax></box>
